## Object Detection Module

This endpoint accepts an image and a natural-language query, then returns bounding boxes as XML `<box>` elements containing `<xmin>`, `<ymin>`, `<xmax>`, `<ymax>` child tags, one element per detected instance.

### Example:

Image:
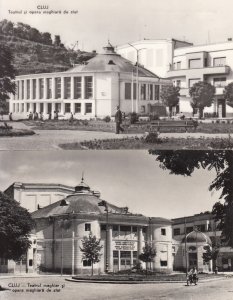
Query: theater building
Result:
<box><xmin>9</xmin><ymin>43</ymin><xmax>170</xmax><ymax>120</ymax></box>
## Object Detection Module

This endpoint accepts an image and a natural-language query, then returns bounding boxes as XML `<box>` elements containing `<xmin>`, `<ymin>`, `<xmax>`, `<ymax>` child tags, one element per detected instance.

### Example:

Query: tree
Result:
<box><xmin>80</xmin><ymin>232</ymin><xmax>103</xmax><ymax>275</ymax></box>
<box><xmin>202</xmin><ymin>245</ymin><xmax>219</xmax><ymax>266</ymax></box>
<box><xmin>160</xmin><ymin>85</ymin><xmax>180</xmax><ymax>117</ymax></box>
<box><xmin>41</xmin><ymin>32</ymin><xmax>52</xmax><ymax>45</ymax></box>
<box><xmin>54</xmin><ymin>35</ymin><xmax>61</xmax><ymax>47</ymax></box>
<box><xmin>0</xmin><ymin>192</ymin><xmax>34</xmax><ymax>260</ymax></box>
<box><xmin>138</xmin><ymin>243</ymin><xmax>156</xmax><ymax>275</ymax></box>
<box><xmin>0</xmin><ymin>44</ymin><xmax>16</xmax><ymax>112</ymax></box>
<box><xmin>149</xmin><ymin>150</ymin><xmax>233</xmax><ymax>247</ymax></box>
<box><xmin>224</xmin><ymin>82</ymin><xmax>233</xmax><ymax>108</ymax></box>
<box><xmin>189</xmin><ymin>81</ymin><xmax>215</xmax><ymax>118</ymax></box>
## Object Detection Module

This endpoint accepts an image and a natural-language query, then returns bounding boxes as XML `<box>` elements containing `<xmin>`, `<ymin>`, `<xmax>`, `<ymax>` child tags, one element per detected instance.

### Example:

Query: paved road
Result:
<box><xmin>0</xmin><ymin>276</ymin><xmax>232</xmax><ymax>300</ymax></box>
<box><xmin>0</xmin><ymin>122</ymin><xmax>232</xmax><ymax>151</ymax></box>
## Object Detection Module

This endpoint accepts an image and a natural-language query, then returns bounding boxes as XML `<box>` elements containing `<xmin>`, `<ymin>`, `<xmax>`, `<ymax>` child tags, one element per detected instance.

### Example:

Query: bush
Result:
<box><xmin>149</xmin><ymin>113</ymin><xmax>160</xmax><ymax>121</ymax></box>
<box><xmin>129</xmin><ymin>112</ymin><xmax>138</xmax><ymax>124</ymax></box>
<box><xmin>103</xmin><ymin>116</ymin><xmax>111</xmax><ymax>123</ymax></box>
<box><xmin>144</xmin><ymin>132</ymin><xmax>162</xmax><ymax>144</ymax></box>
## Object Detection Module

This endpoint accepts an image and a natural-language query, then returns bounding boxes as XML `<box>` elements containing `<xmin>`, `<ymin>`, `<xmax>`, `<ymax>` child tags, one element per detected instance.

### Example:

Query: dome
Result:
<box><xmin>66</xmin><ymin>43</ymin><xmax>159</xmax><ymax>78</ymax></box>
<box><xmin>74</xmin><ymin>177</ymin><xmax>90</xmax><ymax>193</ymax></box>
<box><xmin>182</xmin><ymin>230</ymin><xmax>212</xmax><ymax>245</ymax></box>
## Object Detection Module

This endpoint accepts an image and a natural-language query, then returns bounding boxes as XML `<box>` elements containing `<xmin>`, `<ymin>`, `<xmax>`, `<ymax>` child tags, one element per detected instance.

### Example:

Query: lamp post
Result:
<box><xmin>128</xmin><ymin>43</ymin><xmax>145</xmax><ymax>114</ymax></box>
<box><xmin>98</xmin><ymin>200</ymin><xmax>109</xmax><ymax>273</ymax></box>
<box><xmin>184</xmin><ymin>217</ymin><xmax>188</xmax><ymax>276</ymax></box>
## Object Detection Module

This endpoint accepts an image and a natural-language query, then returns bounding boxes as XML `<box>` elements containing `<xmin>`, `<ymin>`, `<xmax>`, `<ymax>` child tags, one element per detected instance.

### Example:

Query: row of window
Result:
<box><xmin>100</xmin><ymin>225</ymin><xmax>167</xmax><ymax>236</ymax></box>
<box><xmin>12</xmin><ymin>102</ymin><xmax>93</xmax><ymax>114</ymax></box>
<box><xmin>125</xmin><ymin>83</ymin><xmax>160</xmax><ymax>101</ymax></box>
<box><xmin>14</xmin><ymin>76</ymin><xmax>93</xmax><ymax>100</ymax></box>
<box><xmin>173</xmin><ymin>57</ymin><xmax>226</xmax><ymax>70</ymax></box>
<box><xmin>188</xmin><ymin>77</ymin><xmax>227</xmax><ymax>88</ymax></box>
<box><xmin>173</xmin><ymin>224</ymin><xmax>212</xmax><ymax>236</ymax></box>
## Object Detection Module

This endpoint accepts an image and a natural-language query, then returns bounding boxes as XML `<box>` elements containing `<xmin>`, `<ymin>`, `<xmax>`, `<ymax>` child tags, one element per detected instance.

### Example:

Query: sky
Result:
<box><xmin>1</xmin><ymin>0</ymin><xmax>233</xmax><ymax>51</ymax></box>
<box><xmin>0</xmin><ymin>150</ymin><xmax>221</xmax><ymax>219</ymax></box>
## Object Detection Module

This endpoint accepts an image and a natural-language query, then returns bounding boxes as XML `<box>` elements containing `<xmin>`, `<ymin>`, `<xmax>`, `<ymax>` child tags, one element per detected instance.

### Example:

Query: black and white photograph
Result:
<box><xmin>1</xmin><ymin>0</ymin><xmax>233</xmax><ymax>299</ymax></box>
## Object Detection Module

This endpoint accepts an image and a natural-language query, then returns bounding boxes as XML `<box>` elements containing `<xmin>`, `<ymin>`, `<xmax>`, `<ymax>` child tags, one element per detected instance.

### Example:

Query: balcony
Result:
<box><xmin>167</xmin><ymin>65</ymin><xmax>230</xmax><ymax>78</ymax></box>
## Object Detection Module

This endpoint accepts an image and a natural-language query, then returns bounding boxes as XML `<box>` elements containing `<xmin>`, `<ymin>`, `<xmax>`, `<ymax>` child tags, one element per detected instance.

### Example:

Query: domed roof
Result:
<box><xmin>74</xmin><ymin>176</ymin><xmax>90</xmax><ymax>193</ymax></box>
<box><xmin>66</xmin><ymin>43</ymin><xmax>159</xmax><ymax>78</ymax></box>
<box><xmin>182</xmin><ymin>230</ymin><xmax>212</xmax><ymax>245</ymax></box>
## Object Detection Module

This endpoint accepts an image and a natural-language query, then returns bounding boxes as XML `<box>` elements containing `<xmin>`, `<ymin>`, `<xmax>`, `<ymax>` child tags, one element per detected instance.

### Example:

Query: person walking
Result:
<box><xmin>115</xmin><ymin>105</ymin><xmax>124</xmax><ymax>134</ymax></box>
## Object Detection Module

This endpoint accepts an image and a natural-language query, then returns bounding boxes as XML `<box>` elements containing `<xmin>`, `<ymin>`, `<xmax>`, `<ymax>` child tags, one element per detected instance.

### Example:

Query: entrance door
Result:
<box><xmin>48</xmin><ymin>103</ymin><xmax>52</xmax><ymax>114</ymax></box>
<box><xmin>189</xmin><ymin>253</ymin><xmax>197</xmax><ymax>268</ymax></box>
<box><xmin>15</xmin><ymin>255</ymin><xmax>27</xmax><ymax>273</ymax></box>
<box><xmin>120</xmin><ymin>251</ymin><xmax>131</xmax><ymax>270</ymax></box>
<box><xmin>217</xmin><ymin>99</ymin><xmax>226</xmax><ymax>118</ymax></box>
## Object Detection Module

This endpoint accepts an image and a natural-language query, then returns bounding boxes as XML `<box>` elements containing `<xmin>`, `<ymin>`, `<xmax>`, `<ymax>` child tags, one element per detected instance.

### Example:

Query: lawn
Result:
<box><xmin>22</xmin><ymin>119</ymin><xmax>233</xmax><ymax>134</ymax></box>
<box><xmin>59</xmin><ymin>135</ymin><xmax>233</xmax><ymax>150</ymax></box>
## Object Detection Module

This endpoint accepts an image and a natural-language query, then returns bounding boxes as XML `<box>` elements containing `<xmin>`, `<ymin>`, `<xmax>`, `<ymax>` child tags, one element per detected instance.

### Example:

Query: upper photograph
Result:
<box><xmin>1</xmin><ymin>0</ymin><xmax>233</xmax><ymax>150</ymax></box>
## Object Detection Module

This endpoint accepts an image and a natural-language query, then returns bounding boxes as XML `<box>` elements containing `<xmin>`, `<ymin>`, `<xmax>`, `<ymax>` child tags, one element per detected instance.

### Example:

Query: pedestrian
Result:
<box><xmin>114</xmin><ymin>105</ymin><xmax>124</xmax><ymax>134</ymax></box>
<box><xmin>192</xmin><ymin>267</ymin><xmax>198</xmax><ymax>285</ymax></box>
<box><xmin>69</xmin><ymin>112</ymin><xmax>74</xmax><ymax>124</ymax></box>
<box><xmin>28</xmin><ymin>112</ymin><xmax>33</xmax><ymax>120</ymax></box>
<box><xmin>9</xmin><ymin>112</ymin><xmax>13</xmax><ymax>121</ymax></box>
<box><xmin>187</xmin><ymin>268</ymin><xmax>193</xmax><ymax>286</ymax></box>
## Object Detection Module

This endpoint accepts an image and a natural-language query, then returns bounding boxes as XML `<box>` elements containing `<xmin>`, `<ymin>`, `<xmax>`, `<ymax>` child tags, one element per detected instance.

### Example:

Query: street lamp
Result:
<box><xmin>184</xmin><ymin>217</ymin><xmax>188</xmax><ymax>276</ymax></box>
<box><xmin>98</xmin><ymin>200</ymin><xmax>109</xmax><ymax>273</ymax></box>
<box><xmin>128</xmin><ymin>43</ymin><xmax>145</xmax><ymax>114</ymax></box>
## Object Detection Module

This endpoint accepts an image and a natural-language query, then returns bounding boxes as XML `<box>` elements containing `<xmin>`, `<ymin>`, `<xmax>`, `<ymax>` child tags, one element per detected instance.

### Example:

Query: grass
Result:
<box><xmin>22</xmin><ymin>119</ymin><xmax>233</xmax><ymax>134</ymax></box>
<box><xmin>59</xmin><ymin>135</ymin><xmax>233</xmax><ymax>150</ymax></box>
<box><xmin>0</xmin><ymin>129</ymin><xmax>35</xmax><ymax>137</ymax></box>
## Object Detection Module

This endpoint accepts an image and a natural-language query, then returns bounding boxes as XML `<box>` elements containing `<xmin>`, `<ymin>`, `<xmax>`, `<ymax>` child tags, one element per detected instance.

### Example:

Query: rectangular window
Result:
<box><xmin>85</xmin><ymin>223</ymin><xmax>91</xmax><ymax>231</ymax></box>
<box><xmin>27</xmin><ymin>80</ymin><xmax>30</xmax><ymax>99</ymax></box>
<box><xmin>213</xmin><ymin>77</ymin><xmax>226</xmax><ymax>87</ymax></box>
<box><xmin>101</xmin><ymin>224</ymin><xmax>106</xmax><ymax>231</ymax></box>
<box><xmin>27</xmin><ymin>103</ymin><xmax>30</xmax><ymax>112</ymax></box>
<box><xmin>16</xmin><ymin>81</ymin><xmax>19</xmax><ymax>100</ymax></box>
<box><xmin>21</xmin><ymin>81</ymin><xmax>24</xmax><ymax>99</ymax></box>
<box><xmin>113</xmin><ymin>225</ymin><xmax>118</xmax><ymax>231</ymax></box>
<box><xmin>154</xmin><ymin>85</ymin><xmax>160</xmax><ymax>100</ymax></box>
<box><xmin>39</xmin><ymin>79</ymin><xmax>44</xmax><ymax>99</ymax></box>
<box><xmin>160</xmin><ymin>260</ymin><xmax>167</xmax><ymax>267</ymax></box>
<box><xmin>75</xmin><ymin>103</ymin><xmax>81</xmax><ymax>113</ymax></box>
<box><xmin>161</xmin><ymin>228</ymin><xmax>166</xmax><ymax>236</ymax></box>
<box><xmin>125</xmin><ymin>83</ymin><xmax>131</xmax><ymax>100</ymax></box>
<box><xmin>55</xmin><ymin>78</ymin><xmax>61</xmax><ymax>99</ymax></box>
<box><xmin>173</xmin><ymin>228</ymin><xmax>180</xmax><ymax>236</ymax></box>
<box><xmin>149</xmin><ymin>84</ymin><xmax>153</xmax><ymax>100</ymax></box>
<box><xmin>177</xmin><ymin>61</ymin><xmax>181</xmax><ymax>70</ymax></box>
<box><xmin>47</xmin><ymin>78</ymin><xmax>52</xmax><ymax>99</ymax></box>
<box><xmin>84</xmin><ymin>76</ymin><xmax>93</xmax><ymax>99</ymax></box>
<box><xmin>120</xmin><ymin>226</ymin><xmax>131</xmax><ymax>232</ymax></box>
<box><xmin>189</xmin><ymin>78</ymin><xmax>200</xmax><ymax>88</ymax></box>
<box><xmin>85</xmin><ymin>103</ymin><xmax>92</xmax><ymax>114</ymax></box>
<box><xmin>213</xmin><ymin>57</ymin><xmax>226</xmax><ymax>67</ymax></box>
<box><xmin>64</xmin><ymin>77</ymin><xmax>71</xmax><ymax>99</ymax></box>
<box><xmin>74</xmin><ymin>77</ymin><xmax>82</xmax><ymax>99</ymax></box>
<box><xmin>189</xmin><ymin>58</ymin><xmax>201</xmax><ymax>69</ymax></box>
<box><xmin>83</xmin><ymin>260</ymin><xmax>91</xmax><ymax>267</ymax></box>
<box><xmin>65</xmin><ymin>103</ymin><xmax>70</xmax><ymax>113</ymax></box>
<box><xmin>113</xmin><ymin>251</ymin><xmax>118</xmax><ymax>258</ymax></box>
<box><xmin>40</xmin><ymin>103</ymin><xmax>43</xmax><ymax>113</ymax></box>
<box><xmin>176</xmin><ymin>80</ymin><xmax>181</xmax><ymax>87</ymax></box>
<box><xmin>120</xmin><ymin>251</ymin><xmax>131</xmax><ymax>258</ymax></box>
<box><xmin>140</xmin><ymin>84</ymin><xmax>146</xmax><ymax>100</ymax></box>
<box><xmin>133</xmin><ymin>83</ymin><xmax>137</xmax><ymax>100</ymax></box>
<box><xmin>197</xmin><ymin>224</ymin><xmax>206</xmax><ymax>232</ymax></box>
<box><xmin>132</xmin><ymin>226</ymin><xmax>137</xmax><ymax>233</ymax></box>
<box><xmin>33</xmin><ymin>79</ymin><xmax>36</xmax><ymax>99</ymax></box>
<box><xmin>133</xmin><ymin>251</ymin><xmax>137</xmax><ymax>258</ymax></box>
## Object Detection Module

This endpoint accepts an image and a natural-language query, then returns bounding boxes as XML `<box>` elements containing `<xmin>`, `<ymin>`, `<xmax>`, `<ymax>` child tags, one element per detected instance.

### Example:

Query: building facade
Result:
<box><xmin>167</xmin><ymin>40</ymin><xmax>233</xmax><ymax>118</ymax></box>
<box><xmin>9</xmin><ymin>43</ymin><xmax>171</xmax><ymax>119</ymax></box>
<box><xmin>172</xmin><ymin>213</ymin><xmax>233</xmax><ymax>272</ymax></box>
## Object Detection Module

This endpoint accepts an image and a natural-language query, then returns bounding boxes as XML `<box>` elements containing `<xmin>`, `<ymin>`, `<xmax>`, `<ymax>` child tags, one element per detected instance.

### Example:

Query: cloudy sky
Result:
<box><xmin>0</xmin><ymin>150</ymin><xmax>220</xmax><ymax>219</ymax></box>
<box><xmin>1</xmin><ymin>0</ymin><xmax>233</xmax><ymax>51</ymax></box>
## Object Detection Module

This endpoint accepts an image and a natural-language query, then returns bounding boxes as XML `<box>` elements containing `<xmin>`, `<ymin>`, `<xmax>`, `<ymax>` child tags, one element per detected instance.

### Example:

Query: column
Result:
<box><xmin>52</xmin><ymin>102</ymin><xmax>55</xmax><ymax>118</ymax></box>
<box><xmin>71</xmin><ymin>76</ymin><xmax>74</xmax><ymax>99</ymax></box>
<box><xmin>71</xmin><ymin>229</ymin><xmax>75</xmax><ymax>276</ymax></box>
<box><xmin>60</xmin><ymin>103</ymin><xmax>65</xmax><ymax>115</ymax></box>
<box><xmin>137</xmin><ymin>227</ymin><xmax>143</xmax><ymax>257</ymax></box>
<box><xmin>24</xmin><ymin>79</ymin><xmax>27</xmax><ymax>100</ymax></box>
<box><xmin>61</xmin><ymin>77</ymin><xmax>64</xmax><ymax>99</ymax></box>
<box><xmin>36</xmin><ymin>78</ymin><xmax>40</xmax><ymax>99</ymax></box>
<box><xmin>30</xmin><ymin>79</ymin><xmax>33</xmax><ymax>99</ymax></box>
<box><xmin>36</xmin><ymin>103</ymin><xmax>40</xmax><ymax>113</ymax></box>
<box><xmin>71</xmin><ymin>102</ymin><xmax>75</xmax><ymax>114</ymax></box>
<box><xmin>81</xmin><ymin>76</ymin><xmax>85</xmax><ymax>99</ymax></box>
<box><xmin>24</xmin><ymin>103</ymin><xmax>27</xmax><ymax>114</ymax></box>
<box><xmin>43</xmin><ymin>78</ymin><xmax>47</xmax><ymax>100</ymax></box>
<box><xmin>52</xmin><ymin>77</ymin><xmax>55</xmax><ymax>99</ymax></box>
<box><xmin>43</xmin><ymin>102</ymin><xmax>48</xmax><ymax>115</ymax></box>
<box><xmin>29</xmin><ymin>103</ymin><xmax>33</xmax><ymax>112</ymax></box>
<box><xmin>107</xmin><ymin>226</ymin><xmax>113</xmax><ymax>272</ymax></box>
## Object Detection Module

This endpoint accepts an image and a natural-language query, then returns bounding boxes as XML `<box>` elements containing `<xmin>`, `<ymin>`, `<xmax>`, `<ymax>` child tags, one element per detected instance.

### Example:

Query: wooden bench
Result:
<box><xmin>149</xmin><ymin>120</ymin><xmax>198</xmax><ymax>133</ymax></box>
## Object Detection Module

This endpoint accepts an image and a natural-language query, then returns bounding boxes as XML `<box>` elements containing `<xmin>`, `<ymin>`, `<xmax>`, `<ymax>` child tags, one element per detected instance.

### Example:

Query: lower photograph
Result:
<box><xmin>0</xmin><ymin>150</ymin><xmax>232</xmax><ymax>300</ymax></box>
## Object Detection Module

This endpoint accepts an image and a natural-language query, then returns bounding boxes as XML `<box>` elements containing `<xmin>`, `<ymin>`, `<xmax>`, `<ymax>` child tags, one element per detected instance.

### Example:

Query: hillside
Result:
<box><xmin>0</xmin><ymin>34</ymin><xmax>96</xmax><ymax>75</ymax></box>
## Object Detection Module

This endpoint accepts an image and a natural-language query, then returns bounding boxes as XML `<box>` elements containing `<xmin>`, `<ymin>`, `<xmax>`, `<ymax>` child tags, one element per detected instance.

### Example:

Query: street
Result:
<box><xmin>0</xmin><ymin>276</ymin><xmax>233</xmax><ymax>300</ymax></box>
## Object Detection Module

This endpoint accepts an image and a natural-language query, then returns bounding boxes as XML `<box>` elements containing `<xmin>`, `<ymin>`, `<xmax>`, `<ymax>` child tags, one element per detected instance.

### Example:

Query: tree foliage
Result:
<box><xmin>189</xmin><ymin>81</ymin><xmax>215</xmax><ymax>118</ymax></box>
<box><xmin>0</xmin><ymin>192</ymin><xmax>34</xmax><ymax>260</ymax></box>
<box><xmin>0</xmin><ymin>44</ymin><xmax>16</xmax><ymax>111</ymax></box>
<box><xmin>160</xmin><ymin>85</ymin><xmax>180</xmax><ymax>117</ymax></box>
<box><xmin>149</xmin><ymin>150</ymin><xmax>233</xmax><ymax>247</ymax></box>
<box><xmin>80</xmin><ymin>232</ymin><xmax>103</xmax><ymax>275</ymax></box>
<box><xmin>202</xmin><ymin>245</ymin><xmax>219</xmax><ymax>263</ymax></box>
<box><xmin>139</xmin><ymin>243</ymin><xmax>156</xmax><ymax>274</ymax></box>
<box><xmin>224</xmin><ymin>82</ymin><xmax>233</xmax><ymax>108</ymax></box>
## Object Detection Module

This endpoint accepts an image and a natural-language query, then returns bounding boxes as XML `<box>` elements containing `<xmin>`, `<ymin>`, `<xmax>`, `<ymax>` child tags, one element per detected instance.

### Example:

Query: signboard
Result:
<box><xmin>113</xmin><ymin>240</ymin><xmax>137</xmax><ymax>251</ymax></box>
